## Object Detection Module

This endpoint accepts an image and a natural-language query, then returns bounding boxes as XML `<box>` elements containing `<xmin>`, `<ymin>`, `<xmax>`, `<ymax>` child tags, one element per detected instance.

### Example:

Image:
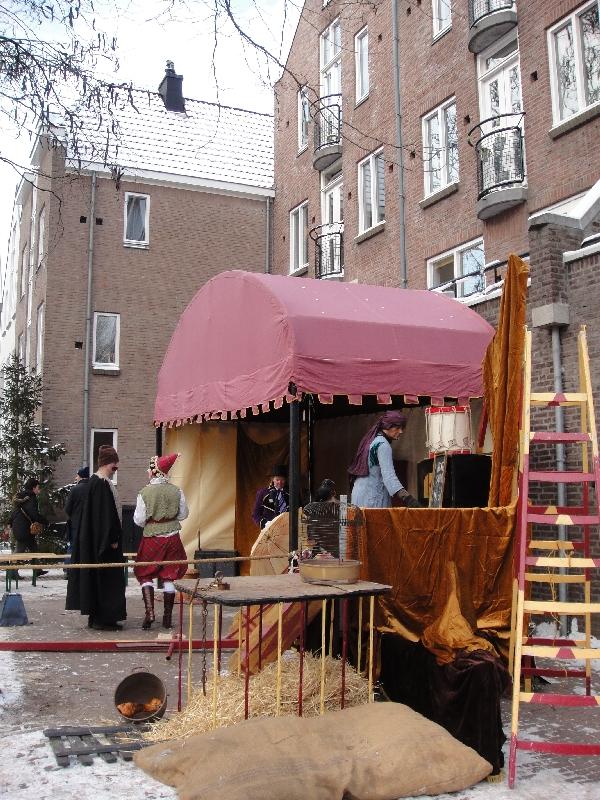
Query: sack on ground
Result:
<box><xmin>134</xmin><ymin>701</ymin><xmax>492</xmax><ymax>800</ymax></box>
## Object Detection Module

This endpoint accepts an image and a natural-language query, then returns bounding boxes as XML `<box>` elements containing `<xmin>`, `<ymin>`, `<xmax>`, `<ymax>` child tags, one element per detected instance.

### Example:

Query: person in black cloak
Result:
<box><xmin>64</xmin><ymin>466</ymin><xmax>90</xmax><ymax>562</ymax></box>
<box><xmin>65</xmin><ymin>446</ymin><xmax>127</xmax><ymax>631</ymax></box>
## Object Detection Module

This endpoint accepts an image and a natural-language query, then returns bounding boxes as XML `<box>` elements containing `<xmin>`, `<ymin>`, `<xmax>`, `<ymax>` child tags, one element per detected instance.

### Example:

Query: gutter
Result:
<box><xmin>392</xmin><ymin>0</ymin><xmax>408</xmax><ymax>289</ymax></box>
<box><xmin>82</xmin><ymin>172</ymin><xmax>97</xmax><ymax>467</ymax></box>
<box><xmin>265</xmin><ymin>196</ymin><xmax>271</xmax><ymax>273</ymax></box>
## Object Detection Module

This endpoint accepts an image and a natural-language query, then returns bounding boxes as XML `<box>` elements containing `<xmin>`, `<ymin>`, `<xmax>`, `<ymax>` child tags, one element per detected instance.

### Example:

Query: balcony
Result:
<box><xmin>312</xmin><ymin>95</ymin><xmax>342</xmax><ymax>171</ymax></box>
<box><xmin>468</xmin><ymin>0</ymin><xmax>517</xmax><ymax>54</ymax></box>
<box><xmin>468</xmin><ymin>113</ymin><xmax>527</xmax><ymax>220</ymax></box>
<box><xmin>310</xmin><ymin>223</ymin><xmax>344</xmax><ymax>279</ymax></box>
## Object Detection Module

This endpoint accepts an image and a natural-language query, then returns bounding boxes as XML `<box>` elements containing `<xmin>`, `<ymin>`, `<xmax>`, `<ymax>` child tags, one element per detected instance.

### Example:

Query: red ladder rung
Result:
<box><xmin>529</xmin><ymin>471</ymin><xmax>595</xmax><ymax>483</ymax></box>
<box><xmin>516</xmin><ymin>740</ymin><xmax>600</xmax><ymax>756</ymax></box>
<box><xmin>530</xmin><ymin>431</ymin><xmax>590</xmax><ymax>443</ymax></box>
<box><xmin>521</xmin><ymin>667</ymin><xmax>586</xmax><ymax>678</ymax></box>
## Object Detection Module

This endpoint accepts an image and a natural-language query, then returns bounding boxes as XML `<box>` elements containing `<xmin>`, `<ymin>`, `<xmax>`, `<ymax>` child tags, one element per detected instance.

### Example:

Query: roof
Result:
<box><xmin>154</xmin><ymin>271</ymin><xmax>495</xmax><ymax>426</ymax></box>
<box><xmin>66</xmin><ymin>90</ymin><xmax>274</xmax><ymax>192</ymax></box>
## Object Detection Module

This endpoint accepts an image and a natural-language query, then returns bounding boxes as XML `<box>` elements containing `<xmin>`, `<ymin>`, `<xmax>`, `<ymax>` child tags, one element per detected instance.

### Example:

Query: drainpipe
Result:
<box><xmin>265</xmin><ymin>196</ymin><xmax>271</xmax><ymax>273</ymax></box>
<box><xmin>82</xmin><ymin>172</ymin><xmax>97</xmax><ymax>467</ymax></box>
<box><xmin>551</xmin><ymin>325</ymin><xmax>568</xmax><ymax>634</ymax></box>
<box><xmin>392</xmin><ymin>0</ymin><xmax>408</xmax><ymax>288</ymax></box>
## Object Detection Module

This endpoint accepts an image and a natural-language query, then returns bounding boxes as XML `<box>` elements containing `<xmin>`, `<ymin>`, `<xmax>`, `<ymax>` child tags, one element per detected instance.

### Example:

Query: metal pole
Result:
<box><xmin>82</xmin><ymin>172</ymin><xmax>97</xmax><ymax>467</ymax></box>
<box><xmin>392</xmin><ymin>0</ymin><xmax>408</xmax><ymax>288</ymax></box>
<box><xmin>289</xmin><ymin>388</ymin><xmax>300</xmax><ymax>552</ymax></box>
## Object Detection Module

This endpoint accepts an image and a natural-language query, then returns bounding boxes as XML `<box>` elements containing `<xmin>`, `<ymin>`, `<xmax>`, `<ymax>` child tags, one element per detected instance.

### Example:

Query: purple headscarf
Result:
<box><xmin>348</xmin><ymin>411</ymin><xmax>408</xmax><ymax>480</ymax></box>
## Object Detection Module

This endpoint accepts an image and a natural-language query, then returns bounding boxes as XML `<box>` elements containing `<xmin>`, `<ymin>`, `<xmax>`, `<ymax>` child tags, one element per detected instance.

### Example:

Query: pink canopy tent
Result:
<box><xmin>155</xmin><ymin>271</ymin><xmax>494</xmax><ymax>425</ymax></box>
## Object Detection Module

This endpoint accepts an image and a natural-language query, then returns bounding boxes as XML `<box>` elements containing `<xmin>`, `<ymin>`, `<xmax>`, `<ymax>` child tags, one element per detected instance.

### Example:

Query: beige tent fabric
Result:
<box><xmin>165</xmin><ymin>422</ymin><xmax>237</xmax><ymax>555</ymax></box>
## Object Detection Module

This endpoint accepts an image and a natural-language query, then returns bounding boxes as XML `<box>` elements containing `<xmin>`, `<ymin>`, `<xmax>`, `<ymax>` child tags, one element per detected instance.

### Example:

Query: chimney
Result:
<box><xmin>158</xmin><ymin>61</ymin><xmax>185</xmax><ymax>112</ymax></box>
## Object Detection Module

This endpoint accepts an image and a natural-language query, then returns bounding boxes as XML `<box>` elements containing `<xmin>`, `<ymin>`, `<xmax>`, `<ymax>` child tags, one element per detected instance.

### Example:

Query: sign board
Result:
<box><xmin>429</xmin><ymin>453</ymin><xmax>447</xmax><ymax>508</ymax></box>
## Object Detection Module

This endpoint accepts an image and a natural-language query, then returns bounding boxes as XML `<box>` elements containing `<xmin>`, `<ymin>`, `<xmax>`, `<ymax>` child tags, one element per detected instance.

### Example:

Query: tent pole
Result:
<box><xmin>289</xmin><ymin>386</ymin><xmax>300</xmax><ymax>553</ymax></box>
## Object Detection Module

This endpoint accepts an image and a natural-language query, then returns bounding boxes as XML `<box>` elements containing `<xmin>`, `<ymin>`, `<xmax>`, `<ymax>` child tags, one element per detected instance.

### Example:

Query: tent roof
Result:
<box><xmin>154</xmin><ymin>271</ymin><xmax>494</xmax><ymax>425</ymax></box>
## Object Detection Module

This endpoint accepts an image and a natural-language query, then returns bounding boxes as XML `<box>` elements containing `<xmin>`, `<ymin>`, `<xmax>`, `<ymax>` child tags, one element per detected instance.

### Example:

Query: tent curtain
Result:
<box><xmin>483</xmin><ymin>254</ymin><xmax>529</xmax><ymax>506</ymax></box>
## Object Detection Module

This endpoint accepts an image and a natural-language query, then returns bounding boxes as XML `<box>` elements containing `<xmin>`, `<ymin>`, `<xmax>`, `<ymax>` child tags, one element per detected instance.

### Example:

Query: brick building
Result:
<box><xmin>0</xmin><ymin>64</ymin><xmax>273</xmax><ymax>512</ymax></box>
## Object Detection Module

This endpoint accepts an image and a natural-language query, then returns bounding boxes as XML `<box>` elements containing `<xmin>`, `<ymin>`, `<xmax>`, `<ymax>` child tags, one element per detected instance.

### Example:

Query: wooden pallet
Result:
<box><xmin>43</xmin><ymin>723</ymin><xmax>151</xmax><ymax>767</ymax></box>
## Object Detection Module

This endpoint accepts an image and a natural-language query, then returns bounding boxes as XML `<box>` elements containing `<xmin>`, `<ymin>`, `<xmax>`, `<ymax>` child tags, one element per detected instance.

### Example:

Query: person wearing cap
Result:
<box><xmin>133</xmin><ymin>453</ymin><xmax>189</xmax><ymax>630</ymax></box>
<box><xmin>64</xmin><ymin>466</ymin><xmax>91</xmax><ymax>564</ymax></box>
<box><xmin>348</xmin><ymin>411</ymin><xmax>422</xmax><ymax>508</ymax></box>
<box><xmin>65</xmin><ymin>445</ymin><xmax>127</xmax><ymax>631</ymax></box>
<box><xmin>252</xmin><ymin>465</ymin><xmax>290</xmax><ymax>529</ymax></box>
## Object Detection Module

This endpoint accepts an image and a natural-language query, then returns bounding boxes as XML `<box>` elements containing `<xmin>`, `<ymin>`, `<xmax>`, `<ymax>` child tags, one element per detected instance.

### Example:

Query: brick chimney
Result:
<box><xmin>158</xmin><ymin>61</ymin><xmax>185</xmax><ymax>112</ymax></box>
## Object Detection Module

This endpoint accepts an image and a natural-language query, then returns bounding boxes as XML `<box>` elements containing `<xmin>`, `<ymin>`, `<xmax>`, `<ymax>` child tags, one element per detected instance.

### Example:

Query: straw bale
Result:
<box><xmin>145</xmin><ymin>652</ymin><xmax>369</xmax><ymax>742</ymax></box>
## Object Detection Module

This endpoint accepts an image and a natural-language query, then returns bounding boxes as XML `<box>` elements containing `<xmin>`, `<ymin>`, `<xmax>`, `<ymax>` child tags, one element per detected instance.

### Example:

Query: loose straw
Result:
<box><xmin>276</xmin><ymin>602</ymin><xmax>283</xmax><ymax>716</ymax></box>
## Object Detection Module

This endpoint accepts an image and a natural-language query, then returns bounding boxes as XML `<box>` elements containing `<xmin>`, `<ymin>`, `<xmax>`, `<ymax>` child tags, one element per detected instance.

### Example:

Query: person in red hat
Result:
<box><xmin>133</xmin><ymin>453</ymin><xmax>189</xmax><ymax>630</ymax></box>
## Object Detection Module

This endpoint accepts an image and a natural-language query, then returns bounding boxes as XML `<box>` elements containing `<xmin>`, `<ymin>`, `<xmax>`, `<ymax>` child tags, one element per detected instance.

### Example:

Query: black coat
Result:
<box><xmin>65</xmin><ymin>478</ymin><xmax>90</xmax><ymax>548</ymax></box>
<box><xmin>65</xmin><ymin>474</ymin><xmax>127</xmax><ymax>623</ymax></box>
<box><xmin>10</xmin><ymin>492</ymin><xmax>46</xmax><ymax>542</ymax></box>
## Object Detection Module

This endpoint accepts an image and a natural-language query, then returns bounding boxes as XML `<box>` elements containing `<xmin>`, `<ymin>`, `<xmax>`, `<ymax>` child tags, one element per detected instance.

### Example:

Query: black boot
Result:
<box><xmin>162</xmin><ymin>591</ymin><xmax>175</xmax><ymax>629</ymax></box>
<box><xmin>142</xmin><ymin>585</ymin><xmax>155</xmax><ymax>630</ymax></box>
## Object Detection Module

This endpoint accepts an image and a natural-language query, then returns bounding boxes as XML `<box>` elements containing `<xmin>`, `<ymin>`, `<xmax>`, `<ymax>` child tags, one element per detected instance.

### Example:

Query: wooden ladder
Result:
<box><xmin>508</xmin><ymin>326</ymin><xmax>600</xmax><ymax>787</ymax></box>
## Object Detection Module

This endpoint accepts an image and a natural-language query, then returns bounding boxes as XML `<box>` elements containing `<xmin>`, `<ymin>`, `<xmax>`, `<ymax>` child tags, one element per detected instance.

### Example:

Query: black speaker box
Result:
<box><xmin>417</xmin><ymin>454</ymin><xmax>492</xmax><ymax>508</ymax></box>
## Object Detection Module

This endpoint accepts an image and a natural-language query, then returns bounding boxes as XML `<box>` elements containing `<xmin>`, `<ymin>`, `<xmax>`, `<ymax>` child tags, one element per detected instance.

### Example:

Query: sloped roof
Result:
<box><xmin>154</xmin><ymin>270</ymin><xmax>495</xmax><ymax>426</ymax></box>
<box><xmin>67</xmin><ymin>90</ymin><xmax>274</xmax><ymax>191</ymax></box>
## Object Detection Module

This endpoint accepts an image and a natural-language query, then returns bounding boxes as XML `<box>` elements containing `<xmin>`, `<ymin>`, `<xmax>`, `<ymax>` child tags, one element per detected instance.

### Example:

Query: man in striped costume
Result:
<box><xmin>134</xmin><ymin>453</ymin><xmax>189</xmax><ymax>630</ymax></box>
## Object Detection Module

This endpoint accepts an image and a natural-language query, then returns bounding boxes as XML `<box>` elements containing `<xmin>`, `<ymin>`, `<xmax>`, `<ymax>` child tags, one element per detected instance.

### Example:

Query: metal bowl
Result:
<box><xmin>114</xmin><ymin>670</ymin><xmax>167</xmax><ymax>723</ymax></box>
<box><xmin>299</xmin><ymin>559</ymin><xmax>361</xmax><ymax>584</ymax></box>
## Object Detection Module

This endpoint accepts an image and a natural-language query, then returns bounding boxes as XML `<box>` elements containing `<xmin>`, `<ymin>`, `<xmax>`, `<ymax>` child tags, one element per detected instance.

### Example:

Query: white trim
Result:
<box><xmin>123</xmin><ymin>192</ymin><xmax>150</xmax><ymax>247</ymax></box>
<box><xmin>92</xmin><ymin>311</ymin><xmax>120</xmax><ymax>369</ymax></box>
<box><xmin>358</xmin><ymin>149</ymin><xmax>385</xmax><ymax>233</ymax></box>
<box><xmin>297</xmin><ymin>86</ymin><xmax>310</xmax><ymax>153</ymax></box>
<box><xmin>422</xmin><ymin>97</ymin><xmax>458</xmax><ymax>197</ymax></box>
<box><xmin>35</xmin><ymin>301</ymin><xmax>44</xmax><ymax>375</ymax></box>
<box><xmin>564</xmin><ymin>240</ymin><xmax>600</xmax><ymax>263</ymax></box>
<box><xmin>432</xmin><ymin>0</ymin><xmax>452</xmax><ymax>39</ymax></box>
<box><xmin>90</xmin><ymin>428</ymin><xmax>118</xmax><ymax>484</ymax></box>
<box><xmin>548</xmin><ymin>0</ymin><xmax>600</xmax><ymax>125</ymax></box>
<box><xmin>37</xmin><ymin>205</ymin><xmax>46</xmax><ymax>270</ymax></box>
<box><xmin>427</xmin><ymin>237</ymin><xmax>485</xmax><ymax>298</ymax></box>
<box><xmin>289</xmin><ymin>201</ymin><xmax>309</xmax><ymax>274</ymax></box>
<box><xmin>355</xmin><ymin>26</ymin><xmax>369</xmax><ymax>103</ymax></box>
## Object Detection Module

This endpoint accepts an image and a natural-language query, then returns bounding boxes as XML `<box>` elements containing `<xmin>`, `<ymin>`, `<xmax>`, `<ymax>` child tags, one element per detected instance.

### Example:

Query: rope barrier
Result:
<box><xmin>0</xmin><ymin>554</ymin><xmax>289</xmax><ymax>572</ymax></box>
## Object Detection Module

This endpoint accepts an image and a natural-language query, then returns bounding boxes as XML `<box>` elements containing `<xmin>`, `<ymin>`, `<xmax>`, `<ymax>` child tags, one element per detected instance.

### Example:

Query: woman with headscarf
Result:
<box><xmin>348</xmin><ymin>411</ymin><xmax>422</xmax><ymax>508</ymax></box>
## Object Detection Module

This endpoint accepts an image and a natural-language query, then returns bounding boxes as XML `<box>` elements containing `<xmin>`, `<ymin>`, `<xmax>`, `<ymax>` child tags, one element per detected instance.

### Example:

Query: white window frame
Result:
<box><xmin>548</xmin><ymin>0</ymin><xmax>600</xmax><ymax>125</ymax></box>
<box><xmin>92</xmin><ymin>311</ymin><xmax>120</xmax><ymax>369</ymax></box>
<box><xmin>320</xmin><ymin>17</ymin><xmax>342</xmax><ymax>94</ymax></box>
<box><xmin>355</xmin><ymin>27</ymin><xmax>369</xmax><ymax>103</ymax></box>
<box><xmin>17</xmin><ymin>333</ymin><xmax>24</xmax><ymax>362</ymax></box>
<box><xmin>298</xmin><ymin>86</ymin><xmax>310</xmax><ymax>152</ymax></box>
<box><xmin>427</xmin><ymin>238</ymin><xmax>485</xmax><ymax>299</ymax></box>
<box><xmin>123</xmin><ymin>192</ymin><xmax>150</xmax><ymax>247</ymax></box>
<box><xmin>422</xmin><ymin>98</ymin><xmax>459</xmax><ymax>197</ymax></box>
<box><xmin>358</xmin><ymin>149</ymin><xmax>385</xmax><ymax>233</ymax></box>
<box><xmin>90</xmin><ymin>428</ymin><xmax>118</xmax><ymax>483</ymax></box>
<box><xmin>35</xmin><ymin>302</ymin><xmax>44</xmax><ymax>375</ymax></box>
<box><xmin>432</xmin><ymin>0</ymin><xmax>452</xmax><ymax>39</ymax></box>
<box><xmin>37</xmin><ymin>205</ymin><xmax>46</xmax><ymax>269</ymax></box>
<box><xmin>289</xmin><ymin>201</ymin><xmax>309</xmax><ymax>275</ymax></box>
<box><xmin>20</xmin><ymin>244</ymin><xmax>29</xmax><ymax>298</ymax></box>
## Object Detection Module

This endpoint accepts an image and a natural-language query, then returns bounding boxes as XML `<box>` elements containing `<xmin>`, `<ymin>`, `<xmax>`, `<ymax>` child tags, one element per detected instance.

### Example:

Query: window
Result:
<box><xmin>321</xmin><ymin>18</ymin><xmax>342</xmax><ymax>95</ymax></box>
<box><xmin>427</xmin><ymin>239</ymin><xmax>485</xmax><ymax>298</ymax></box>
<box><xmin>93</xmin><ymin>312</ymin><xmax>120</xmax><ymax>368</ymax></box>
<box><xmin>20</xmin><ymin>244</ymin><xmax>29</xmax><ymax>298</ymax></box>
<box><xmin>358</xmin><ymin>150</ymin><xmax>385</xmax><ymax>231</ymax></box>
<box><xmin>289</xmin><ymin>202</ymin><xmax>309</xmax><ymax>274</ymax></box>
<box><xmin>432</xmin><ymin>0</ymin><xmax>452</xmax><ymax>38</ymax></box>
<box><xmin>37</xmin><ymin>206</ymin><xmax>46</xmax><ymax>269</ymax></box>
<box><xmin>355</xmin><ymin>27</ymin><xmax>369</xmax><ymax>102</ymax></box>
<box><xmin>422</xmin><ymin>99</ymin><xmax>459</xmax><ymax>197</ymax></box>
<box><xmin>124</xmin><ymin>193</ymin><xmax>149</xmax><ymax>246</ymax></box>
<box><xmin>298</xmin><ymin>86</ymin><xmax>310</xmax><ymax>151</ymax></box>
<box><xmin>17</xmin><ymin>333</ymin><xmax>24</xmax><ymax>362</ymax></box>
<box><xmin>548</xmin><ymin>1</ymin><xmax>600</xmax><ymax>124</ymax></box>
<box><xmin>35</xmin><ymin>303</ymin><xmax>45</xmax><ymax>375</ymax></box>
<box><xmin>91</xmin><ymin>429</ymin><xmax>118</xmax><ymax>481</ymax></box>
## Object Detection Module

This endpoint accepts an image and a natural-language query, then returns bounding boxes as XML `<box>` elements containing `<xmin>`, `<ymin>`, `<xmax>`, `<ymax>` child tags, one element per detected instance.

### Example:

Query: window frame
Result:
<box><xmin>289</xmin><ymin>201</ymin><xmax>309</xmax><ymax>275</ymax></box>
<box><xmin>427</xmin><ymin>238</ymin><xmax>485</xmax><ymax>299</ymax></box>
<box><xmin>90</xmin><ymin>428</ymin><xmax>118</xmax><ymax>483</ymax></box>
<box><xmin>422</xmin><ymin>97</ymin><xmax>459</xmax><ymax>198</ymax></box>
<box><xmin>20</xmin><ymin>243</ymin><xmax>29</xmax><ymax>299</ymax></box>
<box><xmin>432</xmin><ymin>0</ymin><xmax>452</xmax><ymax>40</ymax></box>
<box><xmin>92</xmin><ymin>311</ymin><xmax>120</xmax><ymax>369</ymax></box>
<box><xmin>355</xmin><ymin>26</ymin><xmax>369</xmax><ymax>103</ymax></box>
<box><xmin>358</xmin><ymin>149</ymin><xmax>386</xmax><ymax>233</ymax></box>
<box><xmin>37</xmin><ymin>205</ymin><xmax>46</xmax><ymax>270</ymax></box>
<box><xmin>35</xmin><ymin>302</ymin><xmax>45</xmax><ymax>375</ymax></box>
<box><xmin>320</xmin><ymin>17</ymin><xmax>342</xmax><ymax>98</ymax></box>
<box><xmin>548</xmin><ymin>0</ymin><xmax>600</xmax><ymax>125</ymax></box>
<box><xmin>123</xmin><ymin>192</ymin><xmax>150</xmax><ymax>247</ymax></box>
<box><xmin>297</xmin><ymin>86</ymin><xmax>310</xmax><ymax>152</ymax></box>
<box><xmin>17</xmin><ymin>333</ymin><xmax>24</xmax><ymax>362</ymax></box>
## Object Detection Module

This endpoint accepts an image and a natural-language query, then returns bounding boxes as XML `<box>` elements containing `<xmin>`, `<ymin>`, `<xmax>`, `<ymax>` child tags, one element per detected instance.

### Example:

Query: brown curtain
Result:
<box><xmin>483</xmin><ymin>254</ymin><xmax>530</xmax><ymax>506</ymax></box>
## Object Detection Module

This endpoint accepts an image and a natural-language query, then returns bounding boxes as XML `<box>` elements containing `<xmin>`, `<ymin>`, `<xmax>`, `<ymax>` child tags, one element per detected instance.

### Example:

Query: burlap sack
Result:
<box><xmin>134</xmin><ymin>702</ymin><xmax>492</xmax><ymax>800</ymax></box>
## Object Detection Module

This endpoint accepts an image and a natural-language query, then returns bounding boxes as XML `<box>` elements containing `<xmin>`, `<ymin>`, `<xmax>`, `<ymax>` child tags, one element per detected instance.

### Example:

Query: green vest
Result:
<box><xmin>140</xmin><ymin>482</ymin><xmax>182</xmax><ymax>538</ymax></box>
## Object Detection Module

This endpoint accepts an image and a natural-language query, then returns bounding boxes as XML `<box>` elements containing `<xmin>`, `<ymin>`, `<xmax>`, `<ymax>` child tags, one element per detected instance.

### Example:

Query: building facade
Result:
<box><xmin>2</xmin><ymin>65</ymin><xmax>274</xmax><ymax>509</ymax></box>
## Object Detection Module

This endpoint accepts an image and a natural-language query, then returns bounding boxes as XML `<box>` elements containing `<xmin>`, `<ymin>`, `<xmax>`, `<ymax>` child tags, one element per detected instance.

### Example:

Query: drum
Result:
<box><xmin>425</xmin><ymin>405</ymin><xmax>473</xmax><ymax>456</ymax></box>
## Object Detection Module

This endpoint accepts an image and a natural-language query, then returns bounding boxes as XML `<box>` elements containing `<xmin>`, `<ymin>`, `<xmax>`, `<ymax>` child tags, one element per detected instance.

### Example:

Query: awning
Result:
<box><xmin>154</xmin><ymin>271</ymin><xmax>495</xmax><ymax>426</ymax></box>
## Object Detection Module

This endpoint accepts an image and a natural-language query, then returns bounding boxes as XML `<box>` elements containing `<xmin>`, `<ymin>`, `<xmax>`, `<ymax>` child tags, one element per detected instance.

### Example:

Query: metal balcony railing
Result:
<box><xmin>429</xmin><ymin>255</ymin><xmax>527</xmax><ymax>300</ymax></box>
<box><xmin>468</xmin><ymin>112</ymin><xmax>526</xmax><ymax>200</ymax></box>
<box><xmin>313</xmin><ymin>94</ymin><xmax>342</xmax><ymax>154</ymax></box>
<box><xmin>469</xmin><ymin>0</ymin><xmax>515</xmax><ymax>27</ymax></box>
<box><xmin>310</xmin><ymin>223</ymin><xmax>344</xmax><ymax>279</ymax></box>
